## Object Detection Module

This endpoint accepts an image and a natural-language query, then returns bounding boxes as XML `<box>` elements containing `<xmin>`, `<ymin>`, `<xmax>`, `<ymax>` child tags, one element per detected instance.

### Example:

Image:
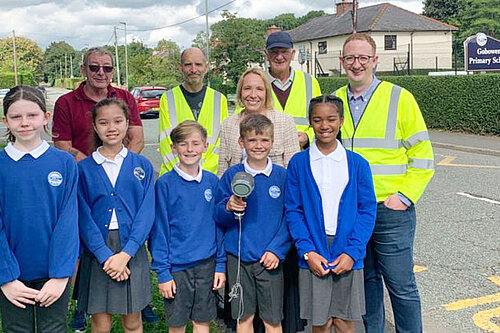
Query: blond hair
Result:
<box><xmin>236</xmin><ymin>67</ymin><xmax>274</xmax><ymax>111</ymax></box>
<box><xmin>170</xmin><ymin>120</ymin><xmax>208</xmax><ymax>144</ymax></box>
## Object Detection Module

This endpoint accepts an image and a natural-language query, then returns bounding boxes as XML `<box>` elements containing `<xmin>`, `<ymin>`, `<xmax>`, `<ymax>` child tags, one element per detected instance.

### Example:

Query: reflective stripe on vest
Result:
<box><xmin>159</xmin><ymin>89</ymin><xmax>222</xmax><ymax>145</ymax></box>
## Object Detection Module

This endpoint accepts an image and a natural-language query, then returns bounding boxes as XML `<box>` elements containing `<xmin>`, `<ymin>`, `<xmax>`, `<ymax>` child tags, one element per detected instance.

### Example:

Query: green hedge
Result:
<box><xmin>0</xmin><ymin>72</ymin><xmax>36</xmax><ymax>87</ymax></box>
<box><xmin>53</xmin><ymin>77</ymin><xmax>84</xmax><ymax>90</ymax></box>
<box><xmin>318</xmin><ymin>74</ymin><xmax>500</xmax><ymax>135</ymax></box>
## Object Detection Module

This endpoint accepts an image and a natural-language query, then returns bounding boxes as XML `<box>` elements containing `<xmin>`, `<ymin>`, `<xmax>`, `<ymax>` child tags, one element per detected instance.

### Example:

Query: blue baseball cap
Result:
<box><xmin>266</xmin><ymin>31</ymin><xmax>293</xmax><ymax>50</ymax></box>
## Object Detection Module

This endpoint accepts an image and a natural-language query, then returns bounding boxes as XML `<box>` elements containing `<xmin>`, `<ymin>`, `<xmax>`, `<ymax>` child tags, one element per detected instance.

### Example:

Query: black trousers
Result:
<box><xmin>0</xmin><ymin>278</ymin><xmax>70</xmax><ymax>333</ymax></box>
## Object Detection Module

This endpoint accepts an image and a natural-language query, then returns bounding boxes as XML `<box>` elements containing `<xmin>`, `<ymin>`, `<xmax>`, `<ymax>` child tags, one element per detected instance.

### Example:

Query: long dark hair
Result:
<box><xmin>3</xmin><ymin>86</ymin><xmax>47</xmax><ymax>142</ymax></box>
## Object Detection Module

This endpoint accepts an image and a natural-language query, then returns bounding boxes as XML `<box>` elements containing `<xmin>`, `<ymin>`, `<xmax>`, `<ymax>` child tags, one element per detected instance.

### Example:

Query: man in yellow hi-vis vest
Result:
<box><xmin>159</xmin><ymin>47</ymin><xmax>228</xmax><ymax>175</ymax></box>
<box><xmin>265</xmin><ymin>31</ymin><xmax>321</xmax><ymax>148</ymax></box>
<box><xmin>335</xmin><ymin>34</ymin><xmax>434</xmax><ymax>333</ymax></box>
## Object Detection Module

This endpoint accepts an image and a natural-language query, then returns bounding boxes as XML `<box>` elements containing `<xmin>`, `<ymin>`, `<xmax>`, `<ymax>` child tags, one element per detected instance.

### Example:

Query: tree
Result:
<box><xmin>0</xmin><ymin>36</ymin><xmax>44</xmax><ymax>81</ymax></box>
<box><xmin>44</xmin><ymin>41</ymin><xmax>78</xmax><ymax>81</ymax></box>
<box><xmin>423</xmin><ymin>0</ymin><xmax>464</xmax><ymax>25</ymax></box>
<box><xmin>458</xmin><ymin>0</ymin><xmax>500</xmax><ymax>40</ymax></box>
<box><xmin>210</xmin><ymin>11</ymin><xmax>266</xmax><ymax>85</ymax></box>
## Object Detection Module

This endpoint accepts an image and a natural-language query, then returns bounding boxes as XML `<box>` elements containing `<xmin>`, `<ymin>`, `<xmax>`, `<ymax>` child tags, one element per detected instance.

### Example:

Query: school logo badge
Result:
<box><xmin>269</xmin><ymin>185</ymin><xmax>281</xmax><ymax>199</ymax></box>
<box><xmin>133</xmin><ymin>167</ymin><xmax>145</xmax><ymax>180</ymax></box>
<box><xmin>204</xmin><ymin>189</ymin><xmax>213</xmax><ymax>202</ymax></box>
<box><xmin>47</xmin><ymin>171</ymin><xmax>63</xmax><ymax>187</ymax></box>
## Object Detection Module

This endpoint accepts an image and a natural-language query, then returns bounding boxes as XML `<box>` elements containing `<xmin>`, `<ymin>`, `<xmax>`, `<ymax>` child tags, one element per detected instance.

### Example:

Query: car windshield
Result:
<box><xmin>141</xmin><ymin>90</ymin><xmax>165</xmax><ymax>99</ymax></box>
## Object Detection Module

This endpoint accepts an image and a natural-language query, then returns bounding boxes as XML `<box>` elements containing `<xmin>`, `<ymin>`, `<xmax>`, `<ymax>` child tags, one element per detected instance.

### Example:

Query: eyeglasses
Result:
<box><xmin>342</xmin><ymin>55</ymin><xmax>374</xmax><ymax>65</ymax></box>
<box><xmin>88</xmin><ymin>65</ymin><xmax>114</xmax><ymax>73</ymax></box>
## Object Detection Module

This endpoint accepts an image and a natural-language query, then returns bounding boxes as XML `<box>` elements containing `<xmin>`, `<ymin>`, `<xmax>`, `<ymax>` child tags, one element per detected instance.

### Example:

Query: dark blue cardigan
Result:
<box><xmin>285</xmin><ymin>147</ymin><xmax>377</xmax><ymax>270</ymax></box>
<box><xmin>78</xmin><ymin>152</ymin><xmax>155</xmax><ymax>264</ymax></box>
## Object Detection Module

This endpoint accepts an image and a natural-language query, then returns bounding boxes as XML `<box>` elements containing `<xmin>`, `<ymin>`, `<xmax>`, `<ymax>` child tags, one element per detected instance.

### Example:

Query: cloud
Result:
<box><xmin>0</xmin><ymin>0</ymin><xmax>424</xmax><ymax>51</ymax></box>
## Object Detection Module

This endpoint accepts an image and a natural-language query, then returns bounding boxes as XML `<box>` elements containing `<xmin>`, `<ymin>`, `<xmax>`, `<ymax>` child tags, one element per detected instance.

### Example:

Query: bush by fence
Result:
<box><xmin>0</xmin><ymin>72</ymin><xmax>36</xmax><ymax>87</ymax></box>
<box><xmin>53</xmin><ymin>77</ymin><xmax>85</xmax><ymax>90</ymax></box>
<box><xmin>318</xmin><ymin>74</ymin><xmax>500</xmax><ymax>135</ymax></box>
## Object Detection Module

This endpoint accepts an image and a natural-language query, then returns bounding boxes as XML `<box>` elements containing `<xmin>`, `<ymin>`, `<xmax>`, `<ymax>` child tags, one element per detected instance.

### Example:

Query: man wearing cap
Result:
<box><xmin>266</xmin><ymin>31</ymin><xmax>321</xmax><ymax>148</ymax></box>
<box><xmin>158</xmin><ymin>47</ymin><xmax>228</xmax><ymax>175</ymax></box>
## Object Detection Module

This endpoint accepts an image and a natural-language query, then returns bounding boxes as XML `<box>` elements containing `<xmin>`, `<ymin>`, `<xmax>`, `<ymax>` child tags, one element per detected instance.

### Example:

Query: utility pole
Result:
<box><xmin>205</xmin><ymin>0</ymin><xmax>210</xmax><ymax>62</ymax></box>
<box><xmin>70</xmin><ymin>55</ymin><xmax>74</xmax><ymax>78</ymax></box>
<box><xmin>120</xmin><ymin>22</ymin><xmax>129</xmax><ymax>89</ymax></box>
<box><xmin>12</xmin><ymin>30</ymin><xmax>18</xmax><ymax>86</ymax></box>
<box><xmin>64</xmin><ymin>54</ymin><xmax>68</xmax><ymax>78</ymax></box>
<box><xmin>114</xmin><ymin>26</ymin><xmax>121</xmax><ymax>86</ymax></box>
<box><xmin>205</xmin><ymin>0</ymin><xmax>210</xmax><ymax>86</ymax></box>
<box><xmin>352</xmin><ymin>0</ymin><xmax>358</xmax><ymax>33</ymax></box>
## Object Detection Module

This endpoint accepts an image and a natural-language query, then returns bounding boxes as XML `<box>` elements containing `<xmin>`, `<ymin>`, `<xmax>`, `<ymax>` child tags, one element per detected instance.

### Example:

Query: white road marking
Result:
<box><xmin>457</xmin><ymin>192</ymin><xmax>500</xmax><ymax>205</ymax></box>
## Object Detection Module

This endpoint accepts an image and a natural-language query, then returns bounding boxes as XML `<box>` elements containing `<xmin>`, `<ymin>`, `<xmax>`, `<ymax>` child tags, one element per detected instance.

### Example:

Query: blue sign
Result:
<box><xmin>465</xmin><ymin>33</ymin><xmax>500</xmax><ymax>71</ymax></box>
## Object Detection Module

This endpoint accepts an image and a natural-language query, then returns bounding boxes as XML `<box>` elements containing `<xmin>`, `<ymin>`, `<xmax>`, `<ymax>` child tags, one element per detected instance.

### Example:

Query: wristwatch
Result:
<box><xmin>303</xmin><ymin>252</ymin><xmax>309</xmax><ymax>261</ymax></box>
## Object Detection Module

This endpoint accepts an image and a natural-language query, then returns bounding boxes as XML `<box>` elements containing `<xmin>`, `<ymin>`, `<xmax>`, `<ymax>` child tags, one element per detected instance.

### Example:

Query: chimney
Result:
<box><xmin>336</xmin><ymin>0</ymin><xmax>354</xmax><ymax>16</ymax></box>
<box><xmin>266</xmin><ymin>25</ymin><xmax>281</xmax><ymax>36</ymax></box>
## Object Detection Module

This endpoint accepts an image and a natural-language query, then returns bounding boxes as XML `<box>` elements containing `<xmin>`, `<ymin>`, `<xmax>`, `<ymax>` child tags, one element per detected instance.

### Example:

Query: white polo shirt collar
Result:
<box><xmin>174</xmin><ymin>163</ymin><xmax>203</xmax><ymax>183</ymax></box>
<box><xmin>243</xmin><ymin>157</ymin><xmax>273</xmax><ymax>177</ymax></box>
<box><xmin>5</xmin><ymin>140</ymin><xmax>50</xmax><ymax>161</ymax></box>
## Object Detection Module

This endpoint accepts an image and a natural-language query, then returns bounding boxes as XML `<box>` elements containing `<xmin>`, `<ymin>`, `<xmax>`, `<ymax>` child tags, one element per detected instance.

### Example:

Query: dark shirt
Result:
<box><xmin>52</xmin><ymin>82</ymin><xmax>142</xmax><ymax>156</ymax></box>
<box><xmin>272</xmin><ymin>83</ymin><xmax>292</xmax><ymax>110</ymax></box>
<box><xmin>180</xmin><ymin>85</ymin><xmax>207</xmax><ymax>121</ymax></box>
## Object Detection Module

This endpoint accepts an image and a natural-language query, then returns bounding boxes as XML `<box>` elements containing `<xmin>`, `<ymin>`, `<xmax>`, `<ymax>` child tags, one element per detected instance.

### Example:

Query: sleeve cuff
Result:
<box><xmin>95</xmin><ymin>246</ymin><xmax>114</xmax><ymax>265</ymax></box>
<box><xmin>215</xmin><ymin>263</ymin><xmax>226</xmax><ymax>273</ymax></box>
<box><xmin>158</xmin><ymin>270</ymin><xmax>173</xmax><ymax>284</ymax></box>
<box><xmin>122</xmin><ymin>240</ymin><xmax>141</xmax><ymax>258</ymax></box>
<box><xmin>397</xmin><ymin>192</ymin><xmax>413</xmax><ymax>207</ymax></box>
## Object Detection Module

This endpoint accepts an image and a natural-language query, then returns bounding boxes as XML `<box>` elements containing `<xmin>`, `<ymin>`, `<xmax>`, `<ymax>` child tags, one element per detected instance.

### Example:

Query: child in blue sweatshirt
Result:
<box><xmin>0</xmin><ymin>86</ymin><xmax>79</xmax><ymax>333</ymax></box>
<box><xmin>77</xmin><ymin>98</ymin><xmax>155</xmax><ymax>332</ymax></box>
<box><xmin>150</xmin><ymin>120</ymin><xmax>226</xmax><ymax>333</ymax></box>
<box><xmin>215</xmin><ymin>113</ymin><xmax>291</xmax><ymax>333</ymax></box>
<box><xmin>285</xmin><ymin>95</ymin><xmax>377</xmax><ymax>333</ymax></box>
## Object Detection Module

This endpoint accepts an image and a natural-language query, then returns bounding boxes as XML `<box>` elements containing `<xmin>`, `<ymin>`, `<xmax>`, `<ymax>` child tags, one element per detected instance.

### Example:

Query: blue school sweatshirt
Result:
<box><xmin>78</xmin><ymin>152</ymin><xmax>155</xmax><ymax>264</ymax></box>
<box><xmin>214</xmin><ymin>164</ymin><xmax>291</xmax><ymax>263</ymax></box>
<box><xmin>0</xmin><ymin>147</ymin><xmax>79</xmax><ymax>286</ymax></box>
<box><xmin>285</xmin><ymin>148</ymin><xmax>377</xmax><ymax>270</ymax></box>
<box><xmin>150</xmin><ymin>170</ymin><xmax>226</xmax><ymax>283</ymax></box>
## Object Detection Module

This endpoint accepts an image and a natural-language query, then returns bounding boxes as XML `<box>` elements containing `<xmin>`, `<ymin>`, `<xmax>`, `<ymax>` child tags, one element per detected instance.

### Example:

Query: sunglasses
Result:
<box><xmin>88</xmin><ymin>65</ymin><xmax>114</xmax><ymax>73</ymax></box>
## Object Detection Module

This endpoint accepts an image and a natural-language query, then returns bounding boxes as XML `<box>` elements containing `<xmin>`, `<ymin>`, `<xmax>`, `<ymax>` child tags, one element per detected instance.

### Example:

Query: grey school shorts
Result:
<box><xmin>164</xmin><ymin>257</ymin><xmax>217</xmax><ymax>327</ymax></box>
<box><xmin>227</xmin><ymin>254</ymin><xmax>283</xmax><ymax>325</ymax></box>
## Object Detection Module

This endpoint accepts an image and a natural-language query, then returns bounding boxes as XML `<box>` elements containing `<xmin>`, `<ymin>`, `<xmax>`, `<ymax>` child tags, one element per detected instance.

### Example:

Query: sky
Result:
<box><xmin>0</xmin><ymin>0</ymin><xmax>424</xmax><ymax>51</ymax></box>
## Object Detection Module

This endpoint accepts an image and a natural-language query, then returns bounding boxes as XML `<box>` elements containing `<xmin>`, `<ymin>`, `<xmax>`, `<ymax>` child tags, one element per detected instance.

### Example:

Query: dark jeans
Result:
<box><xmin>363</xmin><ymin>204</ymin><xmax>422</xmax><ymax>333</ymax></box>
<box><xmin>0</xmin><ymin>278</ymin><xmax>71</xmax><ymax>333</ymax></box>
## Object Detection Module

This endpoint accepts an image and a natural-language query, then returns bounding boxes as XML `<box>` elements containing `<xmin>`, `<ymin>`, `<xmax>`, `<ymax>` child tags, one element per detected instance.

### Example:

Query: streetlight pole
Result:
<box><xmin>120</xmin><ymin>22</ymin><xmax>129</xmax><ymax>89</ymax></box>
<box><xmin>12</xmin><ymin>30</ymin><xmax>18</xmax><ymax>86</ymax></box>
<box><xmin>205</xmin><ymin>0</ymin><xmax>210</xmax><ymax>86</ymax></box>
<box><xmin>114</xmin><ymin>26</ymin><xmax>121</xmax><ymax>86</ymax></box>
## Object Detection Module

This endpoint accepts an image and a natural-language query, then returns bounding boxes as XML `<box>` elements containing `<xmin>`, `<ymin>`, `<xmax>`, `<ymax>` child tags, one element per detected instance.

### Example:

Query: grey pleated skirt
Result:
<box><xmin>299</xmin><ymin>268</ymin><xmax>365</xmax><ymax>326</ymax></box>
<box><xmin>77</xmin><ymin>230</ymin><xmax>152</xmax><ymax>315</ymax></box>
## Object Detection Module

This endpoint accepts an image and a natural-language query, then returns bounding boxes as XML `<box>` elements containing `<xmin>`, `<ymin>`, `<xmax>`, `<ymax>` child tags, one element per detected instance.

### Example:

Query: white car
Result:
<box><xmin>0</xmin><ymin>88</ymin><xmax>9</xmax><ymax>99</ymax></box>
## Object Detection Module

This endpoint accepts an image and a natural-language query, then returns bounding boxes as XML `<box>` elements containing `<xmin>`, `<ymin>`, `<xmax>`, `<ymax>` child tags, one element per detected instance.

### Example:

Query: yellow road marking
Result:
<box><xmin>413</xmin><ymin>265</ymin><xmax>428</xmax><ymax>273</ymax></box>
<box><xmin>472</xmin><ymin>307</ymin><xmax>500</xmax><ymax>333</ymax></box>
<box><xmin>444</xmin><ymin>293</ymin><xmax>500</xmax><ymax>311</ymax></box>
<box><xmin>443</xmin><ymin>276</ymin><xmax>500</xmax><ymax>311</ymax></box>
<box><xmin>437</xmin><ymin>155</ymin><xmax>500</xmax><ymax>169</ymax></box>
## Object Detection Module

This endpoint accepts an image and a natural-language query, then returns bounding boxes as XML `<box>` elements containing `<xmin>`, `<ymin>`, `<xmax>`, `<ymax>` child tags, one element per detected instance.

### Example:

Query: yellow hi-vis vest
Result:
<box><xmin>158</xmin><ymin>85</ymin><xmax>228</xmax><ymax>175</ymax></box>
<box><xmin>235</xmin><ymin>70</ymin><xmax>321</xmax><ymax>142</ymax></box>
<box><xmin>335</xmin><ymin>81</ymin><xmax>434</xmax><ymax>203</ymax></box>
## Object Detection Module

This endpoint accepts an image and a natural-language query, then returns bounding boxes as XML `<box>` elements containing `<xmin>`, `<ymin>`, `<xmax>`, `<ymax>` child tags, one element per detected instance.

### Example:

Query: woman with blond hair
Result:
<box><xmin>217</xmin><ymin>67</ymin><xmax>300</xmax><ymax>177</ymax></box>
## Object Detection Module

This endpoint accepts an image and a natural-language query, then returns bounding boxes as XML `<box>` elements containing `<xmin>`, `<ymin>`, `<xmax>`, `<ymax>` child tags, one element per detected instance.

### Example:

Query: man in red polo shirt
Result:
<box><xmin>53</xmin><ymin>47</ymin><xmax>144</xmax><ymax>160</ymax></box>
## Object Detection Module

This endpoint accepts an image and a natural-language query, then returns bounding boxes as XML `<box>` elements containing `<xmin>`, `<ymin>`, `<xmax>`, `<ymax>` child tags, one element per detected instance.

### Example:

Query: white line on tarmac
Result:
<box><xmin>457</xmin><ymin>192</ymin><xmax>500</xmax><ymax>205</ymax></box>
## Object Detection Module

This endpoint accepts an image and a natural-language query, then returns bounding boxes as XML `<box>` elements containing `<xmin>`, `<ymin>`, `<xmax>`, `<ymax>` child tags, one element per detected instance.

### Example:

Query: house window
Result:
<box><xmin>318</xmin><ymin>41</ymin><xmax>327</xmax><ymax>54</ymax></box>
<box><xmin>385</xmin><ymin>35</ymin><xmax>397</xmax><ymax>50</ymax></box>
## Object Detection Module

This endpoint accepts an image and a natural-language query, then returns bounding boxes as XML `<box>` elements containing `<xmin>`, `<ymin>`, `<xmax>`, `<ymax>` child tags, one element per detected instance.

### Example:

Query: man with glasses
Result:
<box><xmin>52</xmin><ymin>47</ymin><xmax>154</xmax><ymax>332</ymax></box>
<box><xmin>158</xmin><ymin>47</ymin><xmax>228</xmax><ymax>175</ymax></box>
<box><xmin>53</xmin><ymin>47</ymin><xmax>144</xmax><ymax>161</ymax></box>
<box><xmin>265</xmin><ymin>31</ymin><xmax>321</xmax><ymax>149</ymax></box>
<box><xmin>334</xmin><ymin>33</ymin><xmax>434</xmax><ymax>333</ymax></box>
